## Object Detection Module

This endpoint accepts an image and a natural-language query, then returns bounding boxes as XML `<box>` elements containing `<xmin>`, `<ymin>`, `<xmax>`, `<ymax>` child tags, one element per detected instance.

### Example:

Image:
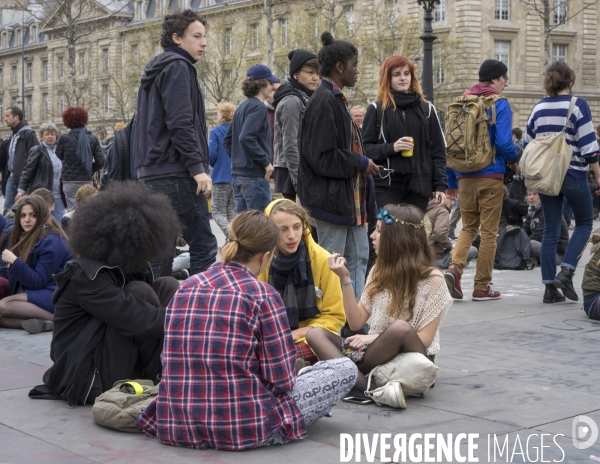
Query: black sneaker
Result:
<box><xmin>543</xmin><ymin>285</ymin><xmax>565</xmax><ymax>304</ymax></box>
<box><xmin>553</xmin><ymin>267</ymin><xmax>578</xmax><ymax>301</ymax></box>
<box><xmin>448</xmin><ymin>233</ymin><xmax>457</xmax><ymax>240</ymax></box>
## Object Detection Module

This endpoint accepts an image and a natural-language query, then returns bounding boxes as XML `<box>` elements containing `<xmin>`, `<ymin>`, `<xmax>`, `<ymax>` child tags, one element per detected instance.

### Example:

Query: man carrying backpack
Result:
<box><xmin>444</xmin><ymin>59</ymin><xmax>519</xmax><ymax>301</ymax></box>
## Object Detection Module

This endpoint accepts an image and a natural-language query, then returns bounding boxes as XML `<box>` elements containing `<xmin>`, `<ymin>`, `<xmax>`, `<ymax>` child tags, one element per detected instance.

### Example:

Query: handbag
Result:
<box><xmin>520</xmin><ymin>96</ymin><xmax>577</xmax><ymax>196</ymax></box>
<box><xmin>92</xmin><ymin>379</ymin><xmax>159</xmax><ymax>433</ymax></box>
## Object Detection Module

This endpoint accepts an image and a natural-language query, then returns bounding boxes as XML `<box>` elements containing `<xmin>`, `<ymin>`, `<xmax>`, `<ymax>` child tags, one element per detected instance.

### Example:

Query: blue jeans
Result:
<box><xmin>3</xmin><ymin>173</ymin><xmax>17</xmax><ymax>214</ymax></box>
<box><xmin>583</xmin><ymin>293</ymin><xmax>600</xmax><ymax>320</ymax></box>
<box><xmin>232</xmin><ymin>176</ymin><xmax>271</xmax><ymax>213</ymax></box>
<box><xmin>143</xmin><ymin>176</ymin><xmax>217</xmax><ymax>276</ymax></box>
<box><xmin>314</xmin><ymin>219</ymin><xmax>369</xmax><ymax>301</ymax></box>
<box><xmin>539</xmin><ymin>174</ymin><xmax>593</xmax><ymax>284</ymax></box>
<box><xmin>52</xmin><ymin>196</ymin><xmax>66</xmax><ymax>224</ymax></box>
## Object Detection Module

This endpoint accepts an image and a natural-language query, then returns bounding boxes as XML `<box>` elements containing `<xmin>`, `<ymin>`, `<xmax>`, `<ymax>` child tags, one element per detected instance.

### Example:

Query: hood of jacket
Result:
<box><xmin>264</xmin><ymin>199</ymin><xmax>317</xmax><ymax>250</ymax></box>
<box><xmin>140</xmin><ymin>52</ymin><xmax>192</xmax><ymax>91</ymax></box>
<box><xmin>273</xmin><ymin>83</ymin><xmax>305</xmax><ymax>109</ymax></box>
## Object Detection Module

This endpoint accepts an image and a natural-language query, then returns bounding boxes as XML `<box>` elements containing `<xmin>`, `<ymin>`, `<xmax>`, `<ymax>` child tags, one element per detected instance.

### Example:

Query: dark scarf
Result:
<box><xmin>70</xmin><ymin>128</ymin><xmax>93</xmax><ymax>176</ymax></box>
<box><xmin>268</xmin><ymin>241</ymin><xmax>319</xmax><ymax>330</ymax></box>
<box><xmin>163</xmin><ymin>45</ymin><xmax>197</xmax><ymax>64</ymax></box>
<box><xmin>382</xmin><ymin>92</ymin><xmax>432</xmax><ymax>197</ymax></box>
<box><xmin>288</xmin><ymin>78</ymin><xmax>314</xmax><ymax>101</ymax></box>
<box><xmin>11</xmin><ymin>120</ymin><xmax>26</xmax><ymax>134</ymax></box>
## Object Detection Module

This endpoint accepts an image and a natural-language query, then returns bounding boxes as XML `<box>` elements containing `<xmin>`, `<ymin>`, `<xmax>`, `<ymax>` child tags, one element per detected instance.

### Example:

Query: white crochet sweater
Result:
<box><xmin>360</xmin><ymin>269</ymin><xmax>452</xmax><ymax>356</ymax></box>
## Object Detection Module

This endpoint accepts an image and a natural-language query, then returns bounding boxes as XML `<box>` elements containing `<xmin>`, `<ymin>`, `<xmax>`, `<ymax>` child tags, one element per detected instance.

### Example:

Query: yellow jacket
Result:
<box><xmin>258</xmin><ymin>199</ymin><xmax>346</xmax><ymax>344</ymax></box>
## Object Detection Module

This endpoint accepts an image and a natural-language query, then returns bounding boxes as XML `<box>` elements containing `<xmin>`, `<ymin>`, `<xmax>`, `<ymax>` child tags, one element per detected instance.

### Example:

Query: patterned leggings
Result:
<box><xmin>211</xmin><ymin>183</ymin><xmax>236</xmax><ymax>237</ymax></box>
<box><xmin>260</xmin><ymin>357</ymin><xmax>357</xmax><ymax>446</ymax></box>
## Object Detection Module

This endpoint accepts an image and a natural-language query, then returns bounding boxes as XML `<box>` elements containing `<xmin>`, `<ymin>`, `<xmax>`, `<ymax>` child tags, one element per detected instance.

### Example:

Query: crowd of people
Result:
<box><xmin>0</xmin><ymin>7</ymin><xmax>598</xmax><ymax>452</ymax></box>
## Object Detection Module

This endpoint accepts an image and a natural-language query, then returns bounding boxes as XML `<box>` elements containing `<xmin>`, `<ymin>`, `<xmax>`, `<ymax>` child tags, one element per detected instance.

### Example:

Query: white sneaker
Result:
<box><xmin>365</xmin><ymin>380</ymin><xmax>406</xmax><ymax>409</ymax></box>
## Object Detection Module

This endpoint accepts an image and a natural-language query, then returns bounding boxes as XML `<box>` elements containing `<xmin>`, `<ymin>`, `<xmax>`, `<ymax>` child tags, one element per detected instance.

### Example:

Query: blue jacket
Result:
<box><xmin>447</xmin><ymin>98</ymin><xmax>518</xmax><ymax>189</ymax></box>
<box><xmin>0</xmin><ymin>215</ymin><xmax>13</xmax><ymax>278</ymax></box>
<box><xmin>8</xmin><ymin>232</ymin><xmax>73</xmax><ymax>296</ymax></box>
<box><xmin>208</xmin><ymin>124</ymin><xmax>232</xmax><ymax>184</ymax></box>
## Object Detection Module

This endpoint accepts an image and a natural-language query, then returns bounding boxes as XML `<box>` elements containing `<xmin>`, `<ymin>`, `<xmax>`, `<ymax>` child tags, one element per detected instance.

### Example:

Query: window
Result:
<box><xmin>0</xmin><ymin>69</ymin><xmax>3</xmax><ymax>87</ymax></box>
<box><xmin>102</xmin><ymin>84</ymin><xmax>110</xmax><ymax>112</ymax></box>
<box><xmin>15</xmin><ymin>28</ymin><xmax>22</xmax><ymax>47</ymax></box>
<box><xmin>206</xmin><ymin>0</ymin><xmax>215</xmax><ymax>6</ymax></box>
<box><xmin>0</xmin><ymin>102</ymin><xmax>3</xmax><ymax>119</ymax></box>
<box><xmin>493</xmin><ymin>40</ymin><xmax>510</xmax><ymax>72</ymax></box>
<box><xmin>344</xmin><ymin>5</ymin><xmax>354</xmax><ymax>35</ymax></box>
<box><xmin>386</xmin><ymin>0</ymin><xmax>399</xmax><ymax>22</ymax></box>
<box><xmin>224</xmin><ymin>69</ymin><xmax>232</xmax><ymax>99</ymax></box>
<box><xmin>132</xmin><ymin>44</ymin><xmax>139</xmax><ymax>62</ymax></box>
<box><xmin>250</xmin><ymin>23</ymin><xmax>259</xmax><ymax>51</ymax></box>
<box><xmin>79</xmin><ymin>52</ymin><xmax>86</xmax><ymax>75</ymax></box>
<box><xmin>42</xmin><ymin>60</ymin><xmax>48</xmax><ymax>81</ymax></box>
<box><xmin>180</xmin><ymin>0</ymin><xmax>189</xmax><ymax>8</ymax></box>
<box><xmin>1</xmin><ymin>32</ymin><xmax>7</xmax><ymax>49</ymax></box>
<box><xmin>495</xmin><ymin>0</ymin><xmax>509</xmax><ymax>20</ymax></box>
<box><xmin>58</xmin><ymin>92</ymin><xmax>65</xmax><ymax>114</ymax></box>
<box><xmin>224</xmin><ymin>28</ymin><xmax>232</xmax><ymax>54</ymax></box>
<box><xmin>434</xmin><ymin>56</ymin><xmax>445</xmax><ymax>84</ymax></box>
<box><xmin>12</xmin><ymin>96</ymin><xmax>18</xmax><ymax>106</ymax></box>
<box><xmin>102</xmin><ymin>48</ymin><xmax>109</xmax><ymax>71</ymax></box>
<box><xmin>553</xmin><ymin>0</ymin><xmax>567</xmax><ymax>24</ymax></box>
<box><xmin>552</xmin><ymin>43</ymin><xmax>568</xmax><ymax>63</ymax></box>
<box><xmin>310</xmin><ymin>15</ymin><xmax>319</xmax><ymax>40</ymax></box>
<box><xmin>25</xmin><ymin>96</ymin><xmax>32</xmax><ymax>120</ymax></box>
<box><xmin>26</xmin><ymin>62</ymin><xmax>32</xmax><ymax>83</ymax></box>
<box><xmin>11</xmin><ymin>66</ymin><xmax>17</xmax><ymax>86</ymax></box>
<box><xmin>42</xmin><ymin>93</ymin><xmax>48</xmax><ymax>120</ymax></box>
<box><xmin>280</xmin><ymin>19</ymin><xmax>288</xmax><ymax>46</ymax></box>
<box><xmin>136</xmin><ymin>1</ymin><xmax>144</xmax><ymax>21</ymax></box>
<box><xmin>434</xmin><ymin>0</ymin><xmax>445</xmax><ymax>22</ymax></box>
<box><xmin>30</xmin><ymin>24</ymin><xmax>37</xmax><ymax>43</ymax></box>
<box><xmin>58</xmin><ymin>57</ymin><xmax>64</xmax><ymax>78</ymax></box>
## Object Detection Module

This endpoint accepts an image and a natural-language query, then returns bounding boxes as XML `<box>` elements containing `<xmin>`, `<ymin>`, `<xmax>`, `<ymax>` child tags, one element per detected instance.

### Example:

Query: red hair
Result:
<box><xmin>377</xmin><ymin>55</ymin><xmax>426</xmax><ymax>110</ymax></box>
<box><xmin>62</xmin><ymin>106</ymin><xmax>89</xmax><ymax>129</ymax></box>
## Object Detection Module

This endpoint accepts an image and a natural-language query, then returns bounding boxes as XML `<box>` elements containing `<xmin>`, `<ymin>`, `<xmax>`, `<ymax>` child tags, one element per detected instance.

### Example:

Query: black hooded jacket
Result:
<box><xmin>134</xmin><ymin>49</ymin><xmax>209</xmax><ymax>179</ymax></box>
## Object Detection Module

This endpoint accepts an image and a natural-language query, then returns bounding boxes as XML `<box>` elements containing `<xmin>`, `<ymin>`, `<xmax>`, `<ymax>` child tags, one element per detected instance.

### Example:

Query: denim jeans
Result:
<box><xmin>52</xmin><ymin>196</ymin><xmax>66</xmax><ymax>224</ymax></box>
<box><xmin>3</xmin><ymin>173</ymin><xmax>17</xmax><ymax>214</ymax></box>
<box><xmin>583</xmin><ymin>293</ymin><xmax>600</xmax><ymax>320</ymax></box>
<box><xmin>232</xmin><ymin>175</ymin><xmax>271</xmax><ymax>213</ymax></box>
<box><xmin>314</xmin><ymin>219</ymin><xmax>369</xmax><ymax>301</ymax></box>
<box><xmin>143</xmin><ymin>176</ymin><xmax>217</xmax><ymax>276</ymax></box>
<box><xmin>539</xmin><ymin>173</ymin><xmax>593</xmax><ymax>284</ymax></box>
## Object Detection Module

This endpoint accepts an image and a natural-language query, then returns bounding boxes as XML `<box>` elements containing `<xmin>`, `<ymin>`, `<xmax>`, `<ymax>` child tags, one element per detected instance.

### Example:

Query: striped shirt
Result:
<box><xmin>523</xmin><ymin>95</ymin><xmax>599</xmax><ymax>179</ymax></box>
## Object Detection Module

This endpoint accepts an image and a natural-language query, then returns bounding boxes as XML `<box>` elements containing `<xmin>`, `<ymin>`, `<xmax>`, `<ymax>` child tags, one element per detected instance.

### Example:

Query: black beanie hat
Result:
<box><xmin>288</xmin><ymin>49</ymin><xmax>318</xmax><ymax>78</ymax></box>
<box><xmin>479</xmin><ymin>59</ymin><xmax>508</xmax><ymax>82</ymax></box>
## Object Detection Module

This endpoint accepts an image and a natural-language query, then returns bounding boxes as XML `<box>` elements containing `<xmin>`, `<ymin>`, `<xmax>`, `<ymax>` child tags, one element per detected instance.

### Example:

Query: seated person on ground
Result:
<box><xmin>426</xmin><ymin>196</ymin><xmax>477</xmax><ymax>270</ymax></box>
<box><xmin>136</xmin><ymin>211</ymin><xmax>357</xmax><ymax>450</ymax></box>
<box><xmin>28</xmin><ymin>182</ymin><xmax>180</xmax><ymax>406</ymax></box>
<box><xmin>582</xmin><ymin>233</ymin><xmax>600</xmax><ymax>321</ymax></box>
<box><xmin>0</xmin><ymin>195</ymin><xmax>72</xmax><ymax>334</ymax></box>
<box><xmin>523</xmin><ymin>190</ymin><xmax>569</xmax><ymax>265</ymax></box>
<box><xmin>31</xmin><ymin>188</ymin><xmax>56</xmax><ymax>217</ymax></box>
<box><xmin>306</xmin><ymin>204</ymin><xmax>452</xmax><ymax>399</ymax></box>
<box><xmin>61</xmin><ymin>184</ymin><xmax>98</xmax><ymax>232</ymax></box>
<box><xmin>258</xmin><ymin>199</ymin><xmax>345</xmax><ymax>367</ymax></box>
<box><xmin>499</xmin><ymin>185</ymin><xmax>528</xmax><ymax>230</ymax></box>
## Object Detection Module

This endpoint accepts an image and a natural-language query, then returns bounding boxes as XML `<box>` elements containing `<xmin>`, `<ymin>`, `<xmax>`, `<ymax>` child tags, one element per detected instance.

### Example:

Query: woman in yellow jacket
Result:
<box><xmin>259</xmin><ymin>199</ymin><xmax>346</xmax><ymax>365</ymax></box>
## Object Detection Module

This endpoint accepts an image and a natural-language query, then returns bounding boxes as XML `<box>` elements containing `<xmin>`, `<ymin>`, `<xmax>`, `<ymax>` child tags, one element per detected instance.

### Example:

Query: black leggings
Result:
<box><xmin>306</xmin><ymin>320</ymin><xmax>426</xmax><ymax>391</ymax></box>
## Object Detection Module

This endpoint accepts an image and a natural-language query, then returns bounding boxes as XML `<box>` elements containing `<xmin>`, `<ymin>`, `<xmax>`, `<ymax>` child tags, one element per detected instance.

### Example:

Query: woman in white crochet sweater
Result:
<box><xmin>306</xmin><ymin>204</ymin><xmax>452</xmax><ymax>394</ymax></box>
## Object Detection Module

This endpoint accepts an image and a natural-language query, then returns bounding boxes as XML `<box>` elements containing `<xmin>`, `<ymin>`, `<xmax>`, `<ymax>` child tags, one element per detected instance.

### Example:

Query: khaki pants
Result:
<box><xmin>450</xmin><ymin>177</ymin><xmax>503</xmax><ymax>291</ymax></box>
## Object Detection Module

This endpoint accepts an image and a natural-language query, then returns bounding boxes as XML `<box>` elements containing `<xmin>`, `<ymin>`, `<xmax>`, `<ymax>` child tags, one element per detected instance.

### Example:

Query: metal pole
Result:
<box><xmin>21</xmin><ymin>7</ymin><xmax>25</xmax><ymax>117</ymax></box>
<box><xmin>417</xmin><ymin>0</ymin><xmax>440</xmax><ymax>104</ymax></box>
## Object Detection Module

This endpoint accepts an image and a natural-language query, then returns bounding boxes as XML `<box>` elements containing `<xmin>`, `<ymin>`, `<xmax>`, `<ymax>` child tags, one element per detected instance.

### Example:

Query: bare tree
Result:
<box><xmin>518</xmin><ymin>0</ymin><xmax>599</xmax><ymax>69</ymax></box>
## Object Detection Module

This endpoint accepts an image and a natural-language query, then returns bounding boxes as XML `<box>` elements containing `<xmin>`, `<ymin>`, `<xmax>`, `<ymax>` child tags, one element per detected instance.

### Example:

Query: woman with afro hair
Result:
<box><xmin>56</xmin><ymin>106</ymin><xmax>105</xmax><ymax>210</ymax></box>
<box><xmin>29</xmin><ymin>182</ymin><xmax>180</xmax><ymax>406</ymax></box>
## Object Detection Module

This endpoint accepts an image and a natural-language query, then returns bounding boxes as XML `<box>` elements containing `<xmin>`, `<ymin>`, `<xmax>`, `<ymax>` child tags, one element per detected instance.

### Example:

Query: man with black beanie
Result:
<box><xmin>272</xmin><ymin>49</ymin><xmax>320</xmax><ymax>201</ymax></box>
<box><xmin>444</xmin><ymin>59</ymin><xmax>519</xmax><ymax>301</ymax></box>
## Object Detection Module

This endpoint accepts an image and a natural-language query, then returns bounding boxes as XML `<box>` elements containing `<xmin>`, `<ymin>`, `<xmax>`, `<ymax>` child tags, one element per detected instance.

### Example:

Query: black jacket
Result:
<box><xmin>135</xmin><ymin>49</ymin><xmax>208</xmax><ymax>179</ymax></box>
<box><xmin>499</xmin><ymin>198</ymin><xmax>528</xmax><ymax>229</ymax></box>
<box><xmin>56</xmin><ymin>130</ymin><xmax>104</xmax><ymax>182</ymax></box>
<box><xmin>32</xmin><ymin>257</ymin><xmax>165</xmax><ymax>406</ymax></box>
<box><xmin>523</xmin><ymin>205</ymin><xmax>569</xmax><ymax>256</ymax></box>
<box><xmin>0</xmin><ymin>126</ymin><xmax>38</xmax><ymax>193</ymax></box>
<box><xmin>18</xmin><ymin>145</ymin><xmax>67</xmax><ymax>207</ymax></box>
<box><xmin>298</xmin><ymin>80</ymin><xmax>369</xmax><ymax>225</ymax></box>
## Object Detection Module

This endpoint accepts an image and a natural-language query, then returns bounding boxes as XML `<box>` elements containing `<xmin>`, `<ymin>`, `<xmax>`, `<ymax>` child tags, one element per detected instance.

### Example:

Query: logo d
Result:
<box><xmin>572</xmin><ymin>415</ymin><xmax>599</xmax><ymax>450</ymax></box>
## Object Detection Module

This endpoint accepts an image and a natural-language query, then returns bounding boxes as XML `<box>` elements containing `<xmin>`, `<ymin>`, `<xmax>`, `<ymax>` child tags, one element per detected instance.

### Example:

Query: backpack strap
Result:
<box><xmin>563</xmin><ymin>96</ymin><xmax>577</xmax><ymax>132</ymax></box>
<box><xmin>371</xmin><ymin>100</ymin><xmax>386</xmax><ymax>143</ymax></box>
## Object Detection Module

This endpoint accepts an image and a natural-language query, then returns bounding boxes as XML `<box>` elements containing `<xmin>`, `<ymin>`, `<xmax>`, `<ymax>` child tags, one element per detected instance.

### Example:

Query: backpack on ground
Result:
<box><xmin>100</xmin><ymin>115</ymin><xmax>137</xmax><ymax>190</ymax></box>
<box><xmin>494</xmin><ymin>227</ymin><xmax>535</xmax><ymax>270</ymax></box>
<box><xmin>520</xmin><ymin>96</ymin><xmax>576</xmax><ymax>196</ymax></box>
<box><xmin>445</xmin><ymin>94</ymin><xmax>505</xmax><ymax>173</ymax></box>
<box><xmin>92</xmin><ymin>379</ymin><xmax>158</xmax><ymax>433</ymax></box>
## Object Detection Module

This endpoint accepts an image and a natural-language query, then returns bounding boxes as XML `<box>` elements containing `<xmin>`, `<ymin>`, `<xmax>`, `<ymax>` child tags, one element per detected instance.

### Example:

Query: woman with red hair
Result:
<box><xmin>362</xmin><ymin>55</ymin><xmax>447</xmax><ymax>213</ymax></box>
<box><xmin>56</xmin><ymin>106</ymin><xmax>104</xmax><ymax>210</ymax></box>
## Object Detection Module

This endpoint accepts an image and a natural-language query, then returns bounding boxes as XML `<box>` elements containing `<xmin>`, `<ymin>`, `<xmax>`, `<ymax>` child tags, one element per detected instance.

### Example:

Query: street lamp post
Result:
<box><xmin>417</xmin><ymin>0</ymin><xmax>440</xmax><ymax>104</ymax></box>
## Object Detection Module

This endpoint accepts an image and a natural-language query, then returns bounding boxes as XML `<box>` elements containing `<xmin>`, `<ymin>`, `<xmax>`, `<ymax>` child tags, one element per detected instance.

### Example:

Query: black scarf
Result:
<box><xmin>268</xmin><ymin>241</ymin><xmax>319</xmax><ymax>330</ymax></box>
<box><xmin>381</xmin><ymin>92</ymin><xmax>432</xmax><ymax>197</ymax></box>
<box><xmin>288</xmin><ymin>78</ymin><xmax>314</xmax><ymax>101</ymax></box>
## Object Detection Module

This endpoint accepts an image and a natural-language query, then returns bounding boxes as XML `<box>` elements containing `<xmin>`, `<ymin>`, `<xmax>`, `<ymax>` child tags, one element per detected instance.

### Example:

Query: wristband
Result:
<box><xmin>341</xmin><ymin>280</ymin><xmax>355</xmax><ymax>287</ymax></box>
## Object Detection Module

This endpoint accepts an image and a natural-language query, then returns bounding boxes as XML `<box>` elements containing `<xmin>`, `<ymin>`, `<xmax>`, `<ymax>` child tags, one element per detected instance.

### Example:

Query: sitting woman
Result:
<box><xmin>306</xmin><ymin>204</ymin><xmax>452</xmax><ymax>402</ymax></box>
<box><xmin>582</xmin><ymin>232</ymin><xmax>600</xmax><ymax>320</ymax></box>
<box><xmin>0</xmin><ymin>195</ymin><xmax>72</xmax><ymax>334</ymax></box>
<box><xmin>28</xmin><ymin>182</ymin><xmax>180</xmax><ymax>406</ymax></box>
<box><xmin>136</xmin><ymin>211</ymin><xmax>357</xmax><ymax>450</ymax></box>
<box><xmin>258</xmin><ymin>199</ymin><xmax>345</xmax><ymax>367</ymax></box>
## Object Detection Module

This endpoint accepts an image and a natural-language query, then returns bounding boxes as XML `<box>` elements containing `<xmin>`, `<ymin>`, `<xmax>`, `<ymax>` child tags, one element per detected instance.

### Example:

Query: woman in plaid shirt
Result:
<box><xmin>136</xmin><ymin>211</ymin><xmax>357</xmax><ymax>450</ymax></box>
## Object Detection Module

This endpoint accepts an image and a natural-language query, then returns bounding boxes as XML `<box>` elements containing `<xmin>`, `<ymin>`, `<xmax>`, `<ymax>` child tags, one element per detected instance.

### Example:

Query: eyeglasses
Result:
<box><xmin>377</xmin><ymin>166</ymin><xmax>395</xmax><ymax>179</ymax></box>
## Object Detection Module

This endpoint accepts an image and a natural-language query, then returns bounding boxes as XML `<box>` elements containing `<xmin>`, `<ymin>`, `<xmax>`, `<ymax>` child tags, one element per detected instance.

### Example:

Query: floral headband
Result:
<box><xmin>376</xmin><ymin>208</ymin><xmax>425</xmax><ymax>228</ymax></box>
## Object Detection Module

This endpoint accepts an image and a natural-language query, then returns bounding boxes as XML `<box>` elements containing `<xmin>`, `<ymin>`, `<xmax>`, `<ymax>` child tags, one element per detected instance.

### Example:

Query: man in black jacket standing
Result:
<box><xmin>135</xmin><ymin>10</ymin><xmax>217</xmax><ymax>276</ymax></box>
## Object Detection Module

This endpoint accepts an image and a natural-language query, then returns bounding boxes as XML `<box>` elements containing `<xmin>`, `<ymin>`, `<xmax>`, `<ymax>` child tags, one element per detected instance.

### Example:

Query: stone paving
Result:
<box><xmin>1</xmin><ymin>220</ymin><xmax>600</xmax><ymax>463</ymax></box>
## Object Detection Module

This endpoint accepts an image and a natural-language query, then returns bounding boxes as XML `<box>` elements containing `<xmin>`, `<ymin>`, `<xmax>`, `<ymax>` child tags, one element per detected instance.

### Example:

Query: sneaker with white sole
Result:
<box><xmin>472</xmin><ymin>284</ymin><xmax>501</xmax><ymax>301</ymax></box>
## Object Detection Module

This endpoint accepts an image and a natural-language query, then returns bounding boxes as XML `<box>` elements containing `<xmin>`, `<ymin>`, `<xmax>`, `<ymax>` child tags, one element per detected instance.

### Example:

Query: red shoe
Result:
<box><xmin>444</xmin><ymin>266</ymin><xmax>463</xmax><ymax>299</ymax></box>
<box><xmin>472</xmin><ymin>284</ymin><xmax>501</xmax><ymax>301</ymax></box>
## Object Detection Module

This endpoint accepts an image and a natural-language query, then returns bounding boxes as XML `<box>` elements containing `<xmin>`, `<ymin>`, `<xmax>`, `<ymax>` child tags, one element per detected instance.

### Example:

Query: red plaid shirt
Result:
<box><xmin>136</xmin><ymin>262</ymin><xmax>306</xmax><ymax>450</ymax></box>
